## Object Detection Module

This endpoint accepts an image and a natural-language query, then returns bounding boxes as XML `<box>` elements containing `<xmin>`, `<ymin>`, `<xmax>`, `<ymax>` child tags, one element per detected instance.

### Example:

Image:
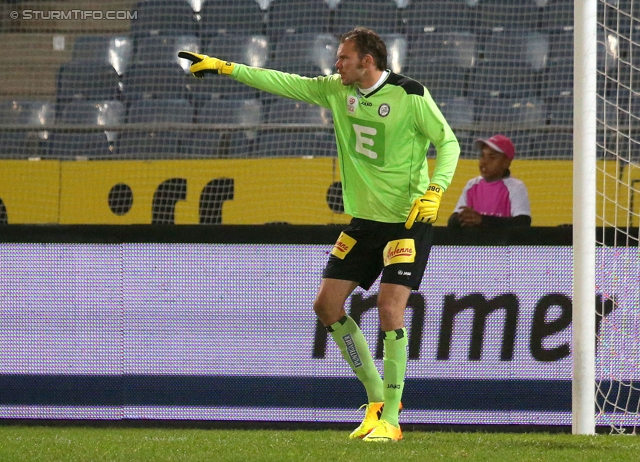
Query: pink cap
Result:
<box><xmin>474</xmin><ymin>134</ymin><xmax>515</xmax><ymax>160</ymax></box>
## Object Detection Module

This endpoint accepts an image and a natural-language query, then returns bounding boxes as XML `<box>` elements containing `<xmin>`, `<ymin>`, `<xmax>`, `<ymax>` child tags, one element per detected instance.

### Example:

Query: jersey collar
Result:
<box><xmin>356</xmin><ymin>70</ymin><xmax>390</xmax><ymax>98</ymax></box>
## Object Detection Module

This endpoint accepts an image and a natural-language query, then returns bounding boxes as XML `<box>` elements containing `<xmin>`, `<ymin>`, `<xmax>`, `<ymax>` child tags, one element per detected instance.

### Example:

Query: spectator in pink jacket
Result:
<box><xmin>448</xmin><ymin>134</ymin><xmax>531</xmax><ymax>228</ymax></box>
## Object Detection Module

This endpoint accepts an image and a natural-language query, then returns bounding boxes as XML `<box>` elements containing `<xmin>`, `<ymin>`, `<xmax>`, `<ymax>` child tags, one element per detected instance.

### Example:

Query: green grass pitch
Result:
<box><xmin>2</xmin><ymin>424</ymin><xmax>640</xmax><ymax>461</ymax></box>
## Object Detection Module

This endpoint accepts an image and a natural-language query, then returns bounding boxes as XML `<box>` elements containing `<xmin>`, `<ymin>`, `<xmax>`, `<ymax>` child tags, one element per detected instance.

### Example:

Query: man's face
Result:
<box><xmin>335</xmin><ymin>40</ymin><xmax>367</xmax><ymax>86</ymax></box>
<box><xmin>478</xmin><ymin>146</ymin><xmax>511</xmax><ymax>182</ymax></box>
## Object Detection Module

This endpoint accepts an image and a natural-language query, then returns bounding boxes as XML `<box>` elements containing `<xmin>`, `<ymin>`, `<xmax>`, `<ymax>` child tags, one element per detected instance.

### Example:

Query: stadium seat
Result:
<box><xmin>72</xmin><ymin>35</ymin><xmax>133</xmax><ymax>76</ymax></box>
<box><xmin>0</xmin><ymin>100</ymin><xmax>55</xmax><ymax>126</ymax></box>
<box><xmin>200</xmin><ymin>0</ymin><xmax>267</xmax><ymax>36</ymax></box>
<box><xmin>56</xmin><ymin>60</ymin><xmax>122</xmax><ymax>106</ymax></box>
<box><xmin>180</xmin><ymin>131</ymin><xmax>223</xmax><ymax>158</ymax></box>
<box><xmin>401</xmin><ymin>0</ymin><xmax>473</xmax><ymax>36</ymax></box>
<box><xmin>266</xmin><ymin>0</ymin><xmax>333</xmax><ymax>39</ymax></box>
<box><xmin>0</xmin><ymin>100</ymin><xmax>55</xmax><ymax>159</ymax></box>
<box><xmin>333</xmin><ymin>0</ymin><xmax>402</xmax><ymax>35</ymax></box>
<box><xmin>271</xmin><ymin>33</ymin><xmax>339</xmax><ymax>76</ymax></box>
<box><xmin>115</xmin><ymin>130</ymin><xmax>183</xmax><ymax>157</ymax></box>
<box><xmin>476</xmin><ymin>97</ymin><xmax>547</xmax><ymax>128</ymax></box>
<box><xmin>541</xmin><ymin>0</ymin><xmax>573</xmax><ymax>31</ymax></box>
<box><xmin>530</xmin><ymin>131</ymin><xmax>573</xmax><ymax>159</ymax></box>
<box><xmin>123</xmin><ymin>62</ymin><xmax>190</xmax><ymax>100</ymax></box>
<box><xmin>267</xmin><ymin>99</ymin><xmax>332</xmax><ymax>125</ymax></box>
<box><xmin>408</xmin><ymin>31</ymin><xmax>477</xmax><ymax>70</ymax></box>
<box><xmin>546</xmin><ymin>95</ymin><xmax>573</xmax><ymax>126</ymax></box>
<box><xmin>127</xmin><ymin>99</ymin><xmax>194</xmax><ymax>123</ymax></box>
<box><xmin>434</xmin><ymin>96</ymin><xmax>475</xmax><ymax>127</ymax></box>
<box><xmin>256</xmin><ymin>131</ymin><xmax>335</xmax><ymax>157</ymax></box>
<box><xmin>117</xmin><ymin>99</ymin><xmax>194</xmax><ymax>158</ymax></box>
<box><xmin>468</xmin><ymin>62</ymin><xmax>539</xmax><ymax>101</ymax></box>
<box><xmin>129</xmin><ymin>0</ymin><xmax>198</xmax><ymax>40</ymax></box>
<box><xmin>542</xmin><ymin>59</ymin><xmax>573</xmax><ymax>99</ymax></box>
<box><xmin>197</xmin><ymin>99</ymin><xmax>263</xmax><ymax>125</ymax></box>
<box><xmin>135</xmin><ymin>35</ymin><xmax>200</xmax><ymax>72</ymax></box>
<box><xmin>482</xmin><ymin>30</ymin><xmax>549</xmax><ymax>72</ymax></box>
<box><xmin>186</xmin><ymin>34</ymin><xmax>269</xmax><ymax>101</ymax></box>
<box><xmin>59</xmin><ymin>99</ymin><xmax>125</xmax><ymax>143</ymax></box>
<box><xmin>201</xmin><ymin>34</ymin><xmax>269</xmax><ymax>68</ymax></box>
<box><xmin>381</xmin><ymin>34</ymin><xmax>408</xmax><ymax>74</ymax></box>
<box><xmin>47</xmin><ymin>132</ymin><xmax>113</xmax><ymax>159</ymax></box>
<box><xmin>405</xmin><ymin>61</ymin><xmax>469</xmax><ymax>99</ymax></box>
<box><xmin>476</xmin><ymin>0</ymin><xmax>543</xmax><ymax>35</ymax></box>
<box><xmin>190</xmin><ymin>99</ymin><xmax>261</xmax><ymax>157</ymax></box>
<box><xmin>547</xmin><ymin>30</ymin><xmax>619</xmax><ymax>73</ymax></box>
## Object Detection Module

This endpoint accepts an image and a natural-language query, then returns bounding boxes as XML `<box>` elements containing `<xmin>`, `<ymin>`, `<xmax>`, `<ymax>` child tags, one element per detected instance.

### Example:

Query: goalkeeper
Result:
<box><xmin>179</xmin><ymin>27</ymin><xmax>459</xmax><ymax>442</ymax></box>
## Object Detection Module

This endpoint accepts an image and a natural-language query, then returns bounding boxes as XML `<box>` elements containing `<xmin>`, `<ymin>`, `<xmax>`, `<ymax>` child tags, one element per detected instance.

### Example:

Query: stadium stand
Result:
<box><xmin>333</xmin><ymin>0</ymin><xmax>402</xmax><ymax>35</ymax></box>
<box><xmin>72</xmin><ymin>35</ymin><xmax>133</xmax><ymax>76</ymax></box>
<box><xmin>0</xmin><ymin>100</ymin><xmax>55</xmax><ymax>159</ymax></box>
<box><xmin>266</xmin><ymin>0</ymin><xmax>333</xmax><ymax>39</ymax></box>
<box><xmin>129</xmin><ymin>0</ymin><xmax>198</xmax><ymax>41</ymax></box>
<box><xmin>200</xmin><ymin>0</ymin><xmax>267</xmax><ymax>36</ymax></box>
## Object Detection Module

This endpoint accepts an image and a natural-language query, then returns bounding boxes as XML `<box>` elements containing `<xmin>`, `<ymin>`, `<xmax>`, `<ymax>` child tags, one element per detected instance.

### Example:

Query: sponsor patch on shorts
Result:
<box><xmin>330</xmin><ymin>232</ymin><xmax>357</xmax><ymax>260</ymax></box>
<box><xmin>383</xmin><ymin>238</ymin><xmax>416</xmax><ymax>266</ymax></box>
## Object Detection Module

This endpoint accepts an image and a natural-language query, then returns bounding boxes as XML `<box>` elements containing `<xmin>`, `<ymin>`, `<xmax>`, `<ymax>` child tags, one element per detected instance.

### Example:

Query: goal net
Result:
<box><xmin>0</xmin><ymin>0</ymin><xmax>591</xmax><ymax>227</ymax></box>
<box><xmin>594</xmin><ymin>0</ymin><xmax>640</xmax><ymax>434</ymax></box>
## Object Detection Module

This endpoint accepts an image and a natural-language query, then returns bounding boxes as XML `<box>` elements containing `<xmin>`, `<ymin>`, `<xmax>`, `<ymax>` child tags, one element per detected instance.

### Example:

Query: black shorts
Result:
<box><xmin>323</xmin><ymin>217</ymin><xmax>434</xmax><ymax>291</ymax></box>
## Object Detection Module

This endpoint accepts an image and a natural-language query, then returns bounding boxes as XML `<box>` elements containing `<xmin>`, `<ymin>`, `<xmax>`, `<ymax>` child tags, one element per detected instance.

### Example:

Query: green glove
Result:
<box><xmin>405</xmin><ymin>183</ymin><xmax>443</xmax><ymax>229</ymax></box>
<box><xmin>178</xmin><ymin>51</ymin><xmax>235</xmax><ymax>78</ymax></box>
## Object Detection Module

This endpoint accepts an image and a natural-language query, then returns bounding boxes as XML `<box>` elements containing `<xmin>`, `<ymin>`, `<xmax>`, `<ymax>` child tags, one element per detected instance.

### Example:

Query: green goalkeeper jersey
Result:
<box><xmin>230</xmin><ymin>65</ymin><xmax>460</xmax><ymax>223</ymax></box>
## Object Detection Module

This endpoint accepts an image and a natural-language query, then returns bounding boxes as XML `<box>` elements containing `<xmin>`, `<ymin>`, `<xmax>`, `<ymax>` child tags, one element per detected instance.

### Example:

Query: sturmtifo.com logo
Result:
<box><xmin>10</xmin><ymin>10</ymin><xmax>138</xmax><ymax>20</ymax></box>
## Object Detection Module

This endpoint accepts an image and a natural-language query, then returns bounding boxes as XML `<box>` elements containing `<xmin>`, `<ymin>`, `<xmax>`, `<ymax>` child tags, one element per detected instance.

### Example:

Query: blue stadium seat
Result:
<box><xmin>266</xmin><ymin>0</ymin><xmax>333</xmax><ymax>39</ymax></box>
<box><xmin>0</xmin><ymin>100</ymin><xmax>55</xmax><ymax>159</ymax></box>
<box><xmin>401</xmin><ymin>0</ymin><xmax>473</xmax><ymax>36</ymax></box>
<box><xmin>547</xmin><ymin>30</ymin><xmax>619</xmax><ymax>73</ymax></box>
<box><xmin>405</xmin><ymin>61</ymin><xmax>469</xmax><ymax>99</ymax></box>
<box><xmin>333</xmin><ymin>0</ymin><xmax>402</xmax><ymax>35</ymax></box>
<box><xmin>187</xmin><ymin>34</ymin><xmax>269</xmax><ymax>101</ymax></box>
<box><xmin>541</xmin><ymin>0</ymin><xmax>573</xmax><ymax>31</ymax></box>
<box><xmin>0</xmin><ymin>100</ymin><xmax>55</xmax><ymax>126</ymax></box>
<box><xmin>201</xmin><ymin>34</ymin><xmax>269</xmax><ymax>68</ymax></box>
<box><xmin>126</xmin><ymin>99</ymin><xmax>194</xmax><ymax>123</ymax></box>
<box><xmin>542</xmin><ymin>59</ymin><xmax>573</xmax><ymax>99</ymax></box>
<box><xmin>123</xmin><ymin>62</ymin><xmax>190</xmax><ymax>100</ymax></box>
<box><xmin>130</xmin><ymin>0</ymin><xmax>198</xmax><ymax>40</ymax></box>
<box><xmin>434</xmin><ymin>96</ymin><xmax>475</xmax><ymax>127</ymax></box>
<box><xmin>477</xmin><ymin>0</ymin><xmax>543</xmax><ymax>35</ymax></box>
<box><xmin>56</xmin><ymin>60</ymin><xmax>121</xmax><ymax>105</ymax></box>
<box><xmin>408</xmin><ymin>31</ymin><xmax>477</xmax><ymax>69</ymax></box>
<box><xmin>47</xmin><ymin>132</ymin><xmax>113</xmax><ymax>159</ymax></box>
<box><xmin>530</xmin><ymin>131</ymin><xmax>573</xmax><ymax>158</ymax></box>
<box><xmin>381</xmin><ymin>34</ymin><xmax>408</xmax><ymax>74</ymax></box>
<box><xmin>200</xmin><ymin>0</ymin><xmax>267</xmax><ymax>36</ymax></box>
<box><xmin>197</xmin><ymin>99</ymin><xmax>262</xmax><ymax>125</ymax></box>
<box><xmin>482</xmin><ymin>30</ymin><xmax>549</xmax><ymax>72</ymax></box>
<box><xmin>271</xmin><ymin>33</ymin><xmax>339</xmax><ymax>76</ymax></box>
<box><xmin>115</xmin><ymin>130</ymin><xmax>183</xmax><ymax>157</ymax></box>
<box><xmin>256</xmin><ymin>131</ymin><xmax>336</xmax><ymax>157</ymax></box>
<box><xmin>59</xmin><ymin>100</ymin><xmax>125</xmax><ymax>144</ymax></box>
<box><xmin>476</xmin><ymin>97</ymin><xmax>547</xmax><ymax>128</ymax></box>
<box><xmin>135</xmin><ymin>35</ymin><xmax>200</xmax><ymax>72</ymax></box>
<box><xmin>468</xmin><ymin>62</ymin><xmax>539</xmax><ymax>101</ymax></box>
<box><xmin>267</xmin><ymin>99</ymin><xmax>332</xmax><ymax>125</ymax></box>
<box><xmin>72</xmin><ymin>35</ymin><xmax>133</xmax><ymax>76</ymax></box>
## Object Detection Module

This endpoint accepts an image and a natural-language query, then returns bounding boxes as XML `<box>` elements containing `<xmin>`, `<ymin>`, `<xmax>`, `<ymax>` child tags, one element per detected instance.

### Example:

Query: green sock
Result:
<box><xmin>327</xmin><ymin>316</ymin><xmax>384</xmax><ymax>403</ymax></box>
<box><xmin>380</xmin><ymin>328</ymin><xmax>408</xmax><ymax>427</ymax></box>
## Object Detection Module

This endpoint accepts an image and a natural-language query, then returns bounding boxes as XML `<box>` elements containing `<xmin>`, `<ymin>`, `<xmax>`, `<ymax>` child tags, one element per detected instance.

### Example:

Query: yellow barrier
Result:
<box><xmin>0</xmin><ymin>158</ymin><xmax>634</xmax><ymax>226</ymax></box>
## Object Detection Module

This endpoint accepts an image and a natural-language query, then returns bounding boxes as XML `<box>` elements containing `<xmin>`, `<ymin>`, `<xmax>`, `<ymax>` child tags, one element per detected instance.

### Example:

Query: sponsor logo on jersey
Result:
<box><xmin>347</xmin><ymin>95</ymin><xmax>357</xmax><ymax>113</ymax></box>
<box><xmin>378</xmin><ymin>103</ymin><xmax>390</xmax><ymax>117</ymax></box>
<box><xmin>383</xmin><ymin>238</ymin><xmax>416</xmax><ymax>266</ymax></box>
<box><xmin>360</xmin><ymin>100</ymin><xmax>372</xmax><ymax>106</ymax></box>
<box><xmin>343</xmin><ymin>333</ymin><xmax>363</xmax><ymax>368</ymax></box>
<box><xmin>331</xmin><ymin>232</ymin><xmax>357</xmax><ymax>259</ymax></box>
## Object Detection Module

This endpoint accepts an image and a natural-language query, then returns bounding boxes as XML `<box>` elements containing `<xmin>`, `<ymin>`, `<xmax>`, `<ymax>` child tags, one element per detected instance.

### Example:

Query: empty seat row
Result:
<box><xmin>127</xmin><ymin>0</ymin><xmax>599</xmax><ymax>40</ymax></box>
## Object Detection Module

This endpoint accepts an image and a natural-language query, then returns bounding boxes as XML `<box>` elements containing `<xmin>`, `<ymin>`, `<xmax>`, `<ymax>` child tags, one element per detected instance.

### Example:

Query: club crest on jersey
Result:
<box><xmin>331</xmin><ymin>232</ymin><xmax>357</xmax><ymax>259</ymax></box>
<box><xmin>383</xmin><ymin>239</ymin><xmax>415</xmax><ymax>266</ymax></box>
<box><xmin>378</xmin><ymin>103</ymin><xmax>390</xmax><ymax>117</ymax></box>
<box><xmin>347</xmin><ymin>95</ymin><xmax>357</xmax><ymax>113</ymax></box>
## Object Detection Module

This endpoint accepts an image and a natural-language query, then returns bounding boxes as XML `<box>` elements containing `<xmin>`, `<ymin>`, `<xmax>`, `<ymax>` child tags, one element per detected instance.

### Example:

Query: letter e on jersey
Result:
<box><xmin>331</xmin><ymin>232</ymin><xmax>357</xmax><ymax>259</ymax></box>
<box><xmin>383</xmin><ymin>239</ymin><xmax>416</xmax><ymax>266</ymax></box>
